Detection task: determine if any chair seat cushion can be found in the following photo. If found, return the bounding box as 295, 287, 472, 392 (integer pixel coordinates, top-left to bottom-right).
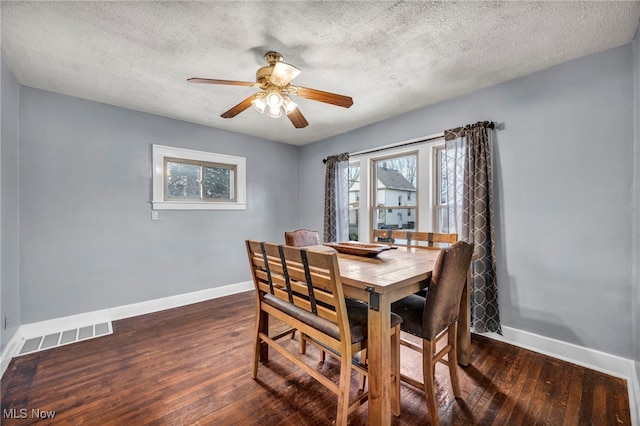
390, 293, 426, 338
344, 298, 403, 343
264, 294, 402, 344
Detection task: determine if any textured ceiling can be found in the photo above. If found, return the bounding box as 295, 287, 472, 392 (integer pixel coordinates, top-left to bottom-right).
2, 1, 639, 146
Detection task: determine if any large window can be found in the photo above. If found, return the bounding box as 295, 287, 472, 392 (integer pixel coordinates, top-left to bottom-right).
152, 145, 246, 210
347, 136, 444, 242
372, 153, 418, 233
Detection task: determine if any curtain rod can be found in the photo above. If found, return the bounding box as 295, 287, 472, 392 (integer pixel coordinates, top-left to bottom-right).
321, 121, 497, 163
322, 132, 444, 164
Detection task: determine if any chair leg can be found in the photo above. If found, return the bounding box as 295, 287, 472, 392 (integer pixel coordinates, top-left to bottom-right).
391, 325, 402, 417
335, 356, 352, 426
252, 305, 266, 379
423, 338, 440, 426
299, 332, 307, 354
448, 322, 462, 398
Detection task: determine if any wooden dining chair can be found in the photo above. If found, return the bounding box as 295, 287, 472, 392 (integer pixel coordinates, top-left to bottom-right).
284, 228, 320, 247
284, 228, 322, 354
246, 240, 403, 425
372, 229, 458, 249
390, 241, 474, 426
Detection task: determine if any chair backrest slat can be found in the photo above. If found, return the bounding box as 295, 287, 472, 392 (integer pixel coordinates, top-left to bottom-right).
300, 249, 318, 314
372, 229, 458, 249
259, 242, 275, 293
277, 245, 295, 303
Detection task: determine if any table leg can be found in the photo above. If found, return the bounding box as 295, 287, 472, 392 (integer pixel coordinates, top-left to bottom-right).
367, 294, 392, 426
457, 268, 471, 365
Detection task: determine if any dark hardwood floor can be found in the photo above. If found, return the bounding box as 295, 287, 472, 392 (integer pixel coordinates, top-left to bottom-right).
1, 291, 631, 425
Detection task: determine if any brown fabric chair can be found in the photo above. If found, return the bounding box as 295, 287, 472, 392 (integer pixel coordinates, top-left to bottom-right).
284, 229, 320, 247
373, 230, 458, 299
391, 241, 474, 426
246, 240, 403, 425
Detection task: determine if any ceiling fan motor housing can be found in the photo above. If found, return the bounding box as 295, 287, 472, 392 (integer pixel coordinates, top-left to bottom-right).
255, 66, 276, 87
264, 51, 284, 64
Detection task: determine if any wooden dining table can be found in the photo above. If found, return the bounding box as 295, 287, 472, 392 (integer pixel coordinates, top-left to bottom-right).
318, 245, 472, 426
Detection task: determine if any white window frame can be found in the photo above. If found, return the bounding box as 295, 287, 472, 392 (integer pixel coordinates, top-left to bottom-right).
152, 144, 247, 210
348, 134, 444, 242
371, 150, 420, 234
347, 159, 362, 241
433, 145, 448, 233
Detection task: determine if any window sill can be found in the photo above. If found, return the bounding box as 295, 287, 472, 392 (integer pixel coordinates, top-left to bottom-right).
152, 201, 247, 211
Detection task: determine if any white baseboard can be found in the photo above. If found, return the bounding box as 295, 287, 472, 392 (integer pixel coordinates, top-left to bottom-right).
108, 281, 253, 321
0, 281, 253, 378
1, 327, 24, 377
483, 326, 639, 425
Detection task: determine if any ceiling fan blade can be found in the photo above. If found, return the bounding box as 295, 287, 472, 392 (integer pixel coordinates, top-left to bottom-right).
221, 94, 259, 118
287, 107, 309, 129
270, 62, 301, 86
294, 86, 353, 108
187, 78, 256, 87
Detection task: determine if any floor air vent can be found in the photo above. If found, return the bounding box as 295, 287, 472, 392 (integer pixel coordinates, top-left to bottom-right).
17, 322, 112, 356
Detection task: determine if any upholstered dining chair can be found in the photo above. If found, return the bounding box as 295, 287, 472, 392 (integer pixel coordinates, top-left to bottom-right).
390, 240, 474, 426
373, 230, 458, 299
284, 228, 320, 247
246, 240, 403, 425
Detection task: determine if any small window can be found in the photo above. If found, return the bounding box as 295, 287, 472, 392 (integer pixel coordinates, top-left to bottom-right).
165, 158, 235, 201
152, 145, 246, 210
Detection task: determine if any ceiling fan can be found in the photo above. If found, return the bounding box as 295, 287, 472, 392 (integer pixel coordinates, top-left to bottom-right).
187, 51, 353, 129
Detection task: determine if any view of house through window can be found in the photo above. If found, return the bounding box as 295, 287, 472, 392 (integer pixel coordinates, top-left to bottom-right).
373, 154, 418, 242
347, 136, 444, 243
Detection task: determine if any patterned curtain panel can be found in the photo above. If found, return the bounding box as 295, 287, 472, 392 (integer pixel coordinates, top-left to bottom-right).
444, 121, 501, 334
323, 152, 350, 243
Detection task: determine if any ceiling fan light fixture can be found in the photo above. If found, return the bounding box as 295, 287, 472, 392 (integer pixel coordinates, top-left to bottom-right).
251, 93, 266, 113
266, 91, 283, 108
266, 106, 283, 118
282, 95, 297, 115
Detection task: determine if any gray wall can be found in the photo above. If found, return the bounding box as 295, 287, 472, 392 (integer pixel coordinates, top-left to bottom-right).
300, 44, 636, 359
1, 56, 21, 354
17, 87, 300, 323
